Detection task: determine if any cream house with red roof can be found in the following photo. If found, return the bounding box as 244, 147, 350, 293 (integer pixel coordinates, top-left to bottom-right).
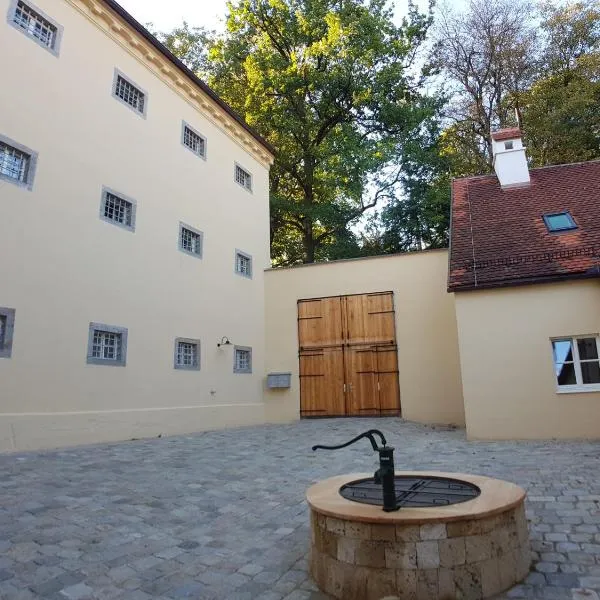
448, 128, 600, 439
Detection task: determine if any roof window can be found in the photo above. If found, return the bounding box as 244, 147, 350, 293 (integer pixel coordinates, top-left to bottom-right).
543, 212, 577, 233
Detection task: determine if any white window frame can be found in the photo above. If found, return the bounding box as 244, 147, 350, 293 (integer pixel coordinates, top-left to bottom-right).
7, 0, 64, 56
112, 69, 148, 118
181, 121, 206, 159
174, 338, 200, 371
552, 335, 600, 393
86, 323, 128, 367
234, 346, 252, 374
234, 250, 253, 279
178, 222, 203, 258
99, 186, 137, 232
234, 163, 253, 192
0, 133, 38, 191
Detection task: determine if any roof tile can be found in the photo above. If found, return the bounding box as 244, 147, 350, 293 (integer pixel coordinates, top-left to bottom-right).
448, 160, 600, 291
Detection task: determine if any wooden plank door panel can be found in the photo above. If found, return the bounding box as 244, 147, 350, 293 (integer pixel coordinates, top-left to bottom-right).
298, 297, 344, 349
345, 347, 379, 416
299, 347, 345, 417
376, 346, 401, 415
344, 292, 395, 346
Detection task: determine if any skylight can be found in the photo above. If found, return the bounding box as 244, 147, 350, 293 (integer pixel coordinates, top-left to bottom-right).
543, 212, 577, 233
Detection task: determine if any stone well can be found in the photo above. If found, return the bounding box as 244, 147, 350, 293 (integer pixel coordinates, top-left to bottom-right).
307, 471, 530, 600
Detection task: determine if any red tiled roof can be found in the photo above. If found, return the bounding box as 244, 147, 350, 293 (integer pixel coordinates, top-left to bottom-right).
491, 127, 522, 142
448, 159, 600, 292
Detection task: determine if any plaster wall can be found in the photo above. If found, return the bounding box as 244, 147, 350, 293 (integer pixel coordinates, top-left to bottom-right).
0, 0, 271, 450
455, 280, 600, 439
264, 251, 465, 427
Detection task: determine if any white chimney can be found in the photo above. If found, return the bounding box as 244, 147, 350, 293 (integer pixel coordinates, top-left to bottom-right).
491, 127, 530, 189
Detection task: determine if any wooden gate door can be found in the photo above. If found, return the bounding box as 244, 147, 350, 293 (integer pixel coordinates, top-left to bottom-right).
299, 347, 345, 417
298, 292, 400, 417
345, 346, 380, 416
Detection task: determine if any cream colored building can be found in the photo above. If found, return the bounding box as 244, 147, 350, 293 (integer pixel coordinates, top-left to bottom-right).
1, 2, 599, 452
0, 0, 273, 451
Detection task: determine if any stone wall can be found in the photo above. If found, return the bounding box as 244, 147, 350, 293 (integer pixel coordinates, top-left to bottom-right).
309, 504, 530, 600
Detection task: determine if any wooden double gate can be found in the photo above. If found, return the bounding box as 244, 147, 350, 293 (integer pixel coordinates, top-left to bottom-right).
298, 292, 400, 417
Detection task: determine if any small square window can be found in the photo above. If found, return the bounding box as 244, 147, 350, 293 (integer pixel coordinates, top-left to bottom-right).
235, 250, 253, 278
87, 323, 127, 366
179, 223, 203, 258
504, 141, 514, 150
543, 212, 577, 233
9, 0, 63, 55
174, 338, 200, 370
100, 187, 136, 232
112, 70, 147, 117
0, 133, 38, 190
0, 307, 16, 359
234, 346, 252, 374
182, 122, 206, 158
235, 164, 252, 192
552, 336, 600, 392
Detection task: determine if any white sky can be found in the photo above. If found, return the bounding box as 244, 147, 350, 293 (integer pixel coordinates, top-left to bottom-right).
117, 0, 231, 31
117, 0, 439, 33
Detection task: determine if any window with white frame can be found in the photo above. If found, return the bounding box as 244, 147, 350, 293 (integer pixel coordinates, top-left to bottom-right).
235, 164, 252, 191
235, 250, 252, 278
182, 123, 206, 158
100, 188, 136, 231
179, 223, 203, 258
10, 0, 62, 54
0, 134, 37, 189
0, 141, 29, 183
552, 336, 600, 391
113, 71, 146, 116
0, 308, 16, 359
87, 323, 127, 366
174, 338, 200, 370
234, 346, 252, 374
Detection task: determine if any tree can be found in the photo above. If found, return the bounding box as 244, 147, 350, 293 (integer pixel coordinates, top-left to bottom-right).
153, 22, 213, 78
517, 1, 600, 166
203, 0, 434, 264
431, 0, 538, 170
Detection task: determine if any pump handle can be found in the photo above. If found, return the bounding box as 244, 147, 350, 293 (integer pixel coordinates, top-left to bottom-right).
312, 429, 387, 453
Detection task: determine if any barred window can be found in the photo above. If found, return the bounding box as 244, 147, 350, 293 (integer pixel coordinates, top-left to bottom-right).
179, 224, 203, 257
0, 308, 16, 359
234, 346, 252, 374
0, 141, 29, 183
235, 251, 252, 278
87, 323, 127, 366
175, 339, 200, 370
113, 72, 146, 115
100, 188, 136, 231
92, 330, 122, 361
11, 1, 60, 51
182, 124, 206, 158
235, 164, 252, 191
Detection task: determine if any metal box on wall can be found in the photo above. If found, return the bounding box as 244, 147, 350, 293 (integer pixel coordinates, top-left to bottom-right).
267, 372, 292, 389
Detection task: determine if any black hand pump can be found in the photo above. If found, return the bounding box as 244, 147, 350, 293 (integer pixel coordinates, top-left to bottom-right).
312, 429, 399, 512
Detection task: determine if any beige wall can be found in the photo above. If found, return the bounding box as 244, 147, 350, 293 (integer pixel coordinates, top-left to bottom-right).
264, 251, 465, 427
455, 280, 600, 439
0, 0, 272, 450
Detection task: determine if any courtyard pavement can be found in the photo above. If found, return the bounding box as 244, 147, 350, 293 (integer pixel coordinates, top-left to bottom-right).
0, 418, 599, 600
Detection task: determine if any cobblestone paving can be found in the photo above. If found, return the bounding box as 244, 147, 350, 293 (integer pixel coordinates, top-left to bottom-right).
0, 418, 599, 599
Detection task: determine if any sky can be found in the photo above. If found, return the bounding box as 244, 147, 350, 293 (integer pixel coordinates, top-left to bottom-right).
117, 0, 439, 34
117, 0, 230, 32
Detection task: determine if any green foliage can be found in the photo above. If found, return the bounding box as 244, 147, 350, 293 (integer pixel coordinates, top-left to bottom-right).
205, 0, 435, 264
154, 22, 213, 77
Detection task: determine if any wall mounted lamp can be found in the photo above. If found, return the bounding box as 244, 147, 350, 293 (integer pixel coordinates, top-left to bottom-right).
217, 336, 232, 348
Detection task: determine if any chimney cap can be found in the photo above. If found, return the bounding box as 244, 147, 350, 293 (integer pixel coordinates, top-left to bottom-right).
491, 127, 522, 142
